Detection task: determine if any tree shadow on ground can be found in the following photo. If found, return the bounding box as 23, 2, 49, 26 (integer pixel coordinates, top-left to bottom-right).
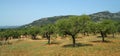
50, 41, 61, 45
62, 43, 93, 48
91, 40, 112, 43
44, 41, 61, 46
97, 36, 103, 38
32, 38, 42, 40
97, 36, 114, 38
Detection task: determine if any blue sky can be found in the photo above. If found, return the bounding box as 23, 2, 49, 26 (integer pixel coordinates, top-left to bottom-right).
0, 0, 120, 26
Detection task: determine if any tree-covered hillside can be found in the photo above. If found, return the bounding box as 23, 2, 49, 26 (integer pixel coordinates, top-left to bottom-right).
89, 11, 120, 21
23, 11, 120, 27
23, 15, 78, 27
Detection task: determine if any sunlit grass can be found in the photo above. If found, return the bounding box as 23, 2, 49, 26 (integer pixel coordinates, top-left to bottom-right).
0, 34, 120, 56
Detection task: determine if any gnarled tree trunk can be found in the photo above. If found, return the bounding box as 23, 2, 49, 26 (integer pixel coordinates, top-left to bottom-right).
72, 35, 76, 47
46, 32, 51, 45
100, 31, 105, 42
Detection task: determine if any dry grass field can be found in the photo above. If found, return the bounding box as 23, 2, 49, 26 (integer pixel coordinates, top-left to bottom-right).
0, 34, 120, 56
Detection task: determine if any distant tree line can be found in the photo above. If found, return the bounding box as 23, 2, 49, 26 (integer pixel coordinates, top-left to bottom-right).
0, 15, 120, 47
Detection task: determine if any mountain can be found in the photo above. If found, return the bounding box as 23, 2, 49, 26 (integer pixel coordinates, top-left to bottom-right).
23, 11, 120, 27
23, 15, 78, 27
0, 26, 19, 29
89, 11, 120, 21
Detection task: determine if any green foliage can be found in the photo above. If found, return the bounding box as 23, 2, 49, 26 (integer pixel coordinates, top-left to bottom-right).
116, 21, 120, 33
40, 24, 55, 35
86, 21, 98, 34
39, 24, 56, 44
96, 19, 118, 41
0, 29, 20, 41
56, 16, 80, 36
56, 15, 91, 47
97, 19, 117, 33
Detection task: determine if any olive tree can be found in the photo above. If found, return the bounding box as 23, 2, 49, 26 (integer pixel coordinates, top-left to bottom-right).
78, 15, 91, 36
40, 24, 55, 45
97, 19, 117, 42
28, 27, 40, 40
56, 15, 90, 47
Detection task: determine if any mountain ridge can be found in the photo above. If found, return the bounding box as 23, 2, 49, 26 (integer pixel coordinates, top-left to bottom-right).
0, 26, 19, 29
22, 11, 120, 27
